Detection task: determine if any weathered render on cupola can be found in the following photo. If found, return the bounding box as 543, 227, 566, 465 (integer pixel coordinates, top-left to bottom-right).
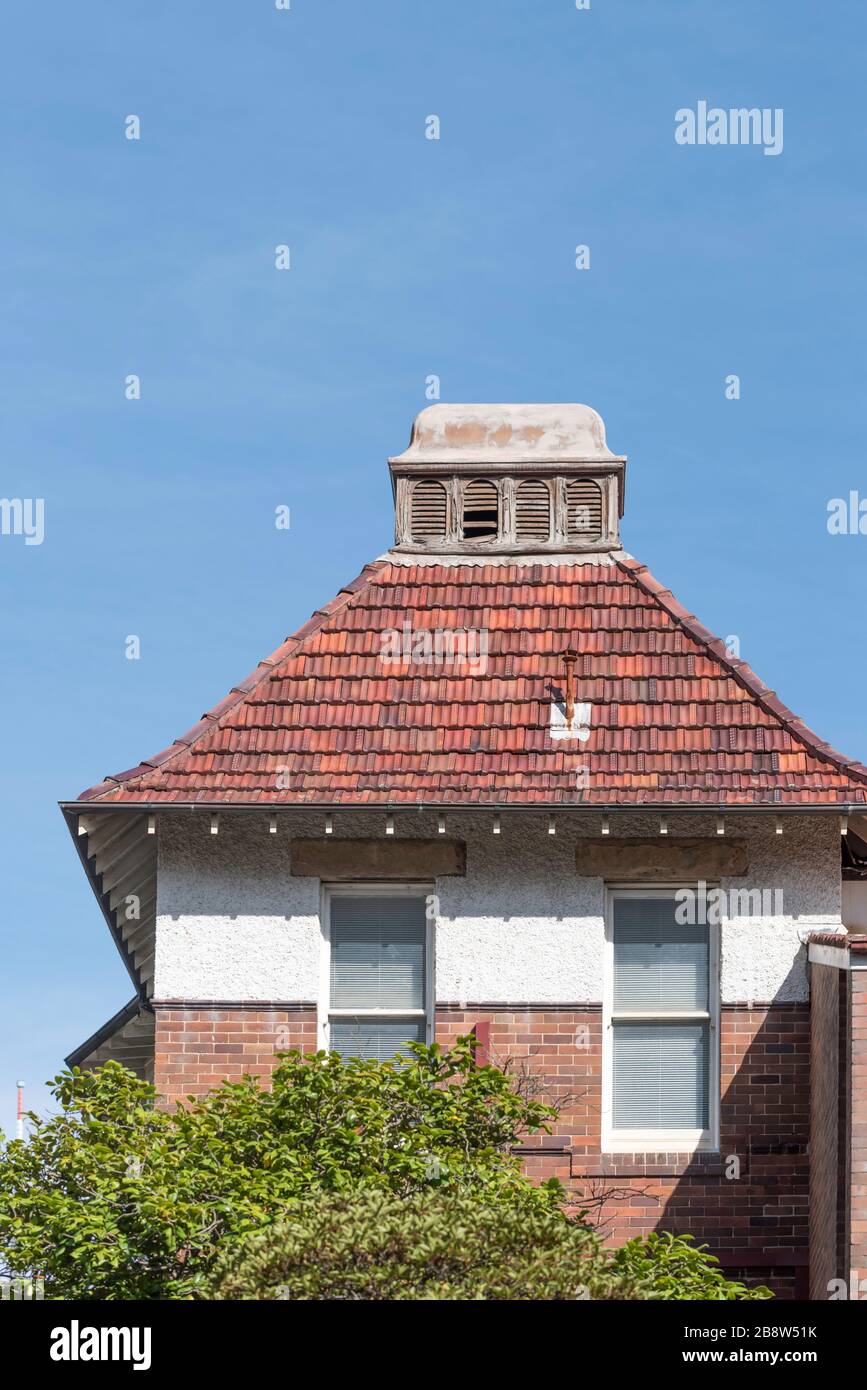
389, 403, 625, 555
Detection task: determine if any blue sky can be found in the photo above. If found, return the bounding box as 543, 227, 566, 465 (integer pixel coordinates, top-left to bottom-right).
2, 0, 866, 1136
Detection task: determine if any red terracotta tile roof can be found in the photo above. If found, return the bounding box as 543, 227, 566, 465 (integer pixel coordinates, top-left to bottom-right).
808, 932, 867, 953
74, 556, 867, 807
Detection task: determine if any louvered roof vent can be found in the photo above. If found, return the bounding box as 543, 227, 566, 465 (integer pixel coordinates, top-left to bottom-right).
410, 479, 448, 542
388, 404, 626, 556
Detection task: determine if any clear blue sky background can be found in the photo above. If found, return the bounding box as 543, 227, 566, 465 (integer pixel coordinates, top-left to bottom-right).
2, 1, 866, 1137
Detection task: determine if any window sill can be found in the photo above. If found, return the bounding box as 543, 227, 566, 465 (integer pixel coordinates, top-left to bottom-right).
602, 1136, 717, 1156
574, 1151, 724, 1179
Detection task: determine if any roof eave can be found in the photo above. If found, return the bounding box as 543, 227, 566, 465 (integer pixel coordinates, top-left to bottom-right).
65, 994, 150, 1070
60, 806, 146, 993
60, 800, 864, 815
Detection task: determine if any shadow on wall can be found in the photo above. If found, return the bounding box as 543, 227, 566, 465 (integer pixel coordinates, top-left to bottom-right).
653, 976, 811, 1300
482, 957, 813, 1301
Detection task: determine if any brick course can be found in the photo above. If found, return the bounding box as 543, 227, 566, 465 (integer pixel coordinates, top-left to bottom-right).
154, 1005, 317, 1102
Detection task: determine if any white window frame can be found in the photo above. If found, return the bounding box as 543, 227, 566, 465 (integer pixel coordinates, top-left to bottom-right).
602, 884, 720, 1154
319, 882, 435, 1054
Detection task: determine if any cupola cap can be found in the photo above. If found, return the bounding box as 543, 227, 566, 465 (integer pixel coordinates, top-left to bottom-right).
389, 403, 624, 467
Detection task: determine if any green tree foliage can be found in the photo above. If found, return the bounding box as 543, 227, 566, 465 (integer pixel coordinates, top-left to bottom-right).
0, 1043, 772, 1302
611, 1232, 772, 1300
206, 1191, 771, 1301
207, 1188, 624, 1300
0, 1040, 557, 1299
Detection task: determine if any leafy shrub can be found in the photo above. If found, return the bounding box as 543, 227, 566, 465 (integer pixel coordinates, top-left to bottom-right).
206, 1188, 626, 1300
206, 1191, 773, 1302
612, 1232, 772, 1300
0, 1040, 556, 1300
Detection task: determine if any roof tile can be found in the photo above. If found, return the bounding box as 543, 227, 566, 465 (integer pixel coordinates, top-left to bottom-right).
74, 557, 867, 806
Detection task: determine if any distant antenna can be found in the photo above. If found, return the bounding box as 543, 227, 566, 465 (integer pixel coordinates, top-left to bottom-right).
16, 1081, 24, 1141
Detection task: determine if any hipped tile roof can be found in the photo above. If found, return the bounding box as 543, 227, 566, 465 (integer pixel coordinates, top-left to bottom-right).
75, 555, 867, 806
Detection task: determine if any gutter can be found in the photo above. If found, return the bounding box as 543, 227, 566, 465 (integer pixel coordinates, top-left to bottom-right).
60, 801, 862, 817
65, 995, 152, 1069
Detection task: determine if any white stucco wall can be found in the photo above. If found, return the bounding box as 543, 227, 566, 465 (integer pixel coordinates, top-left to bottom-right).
153, 812, 842, 1005
154, 816, 321, 1001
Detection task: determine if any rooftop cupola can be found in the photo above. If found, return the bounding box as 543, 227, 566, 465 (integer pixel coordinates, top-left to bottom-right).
388, 403, 626, 555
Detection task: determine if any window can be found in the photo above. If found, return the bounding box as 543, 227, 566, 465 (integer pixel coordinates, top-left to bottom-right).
603, 888, 719, 1151
461, 478, 499, 540
321, 886, 432, 1061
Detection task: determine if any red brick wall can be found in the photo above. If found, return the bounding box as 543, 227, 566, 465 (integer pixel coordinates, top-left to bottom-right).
808, 963, 841, 1298
438, 1002, 809, 1291
838, 969, 850, 1289
850, 970, 867, 1291
154, 1005, 317, 1102
154, 998, 809, 1295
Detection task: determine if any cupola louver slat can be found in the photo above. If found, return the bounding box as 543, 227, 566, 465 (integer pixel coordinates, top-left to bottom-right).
410, 480, 448, 542
515, 479, 551, 542
566, 478, 603, 542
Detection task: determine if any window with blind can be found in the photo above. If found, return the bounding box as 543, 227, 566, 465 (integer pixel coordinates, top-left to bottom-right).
604, 890, 718, 1150
324, 890, 430, 1062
